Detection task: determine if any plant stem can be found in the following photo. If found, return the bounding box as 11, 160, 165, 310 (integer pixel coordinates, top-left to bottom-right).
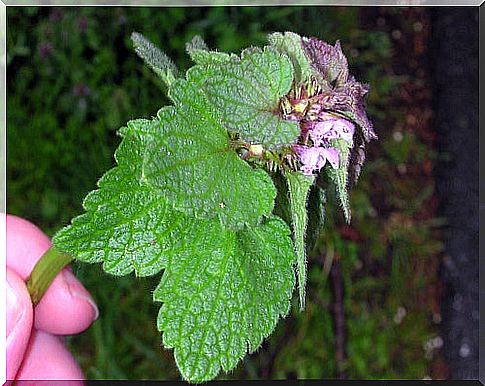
26, 246, 73, 306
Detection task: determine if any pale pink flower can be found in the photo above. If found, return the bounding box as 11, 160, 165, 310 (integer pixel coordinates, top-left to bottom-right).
310, 115, 355, 146
293, 145, 340, 176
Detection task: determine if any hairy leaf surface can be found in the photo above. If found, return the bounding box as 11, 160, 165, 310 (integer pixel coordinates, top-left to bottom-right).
53, 120, 190, 276
154, 216, 296, 382
142, 79, 276, 230
285, 171, 314, 310
327, 138, 352, 223
185, 35, 236, 65
187, 48, 299, 149
268, 31, 312, 84
131, 32, 178, 86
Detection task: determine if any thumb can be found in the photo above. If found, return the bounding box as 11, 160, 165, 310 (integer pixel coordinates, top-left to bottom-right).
6, 268, 33, 380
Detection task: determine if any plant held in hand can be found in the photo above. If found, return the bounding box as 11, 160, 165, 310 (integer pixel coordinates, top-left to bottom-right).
27, 31, 376, 382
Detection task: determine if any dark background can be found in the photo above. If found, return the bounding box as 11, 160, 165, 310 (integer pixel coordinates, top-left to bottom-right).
6, 6, 479, 380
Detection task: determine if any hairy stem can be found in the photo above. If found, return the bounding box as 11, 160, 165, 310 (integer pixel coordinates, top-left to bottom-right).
26, 246, 73, 306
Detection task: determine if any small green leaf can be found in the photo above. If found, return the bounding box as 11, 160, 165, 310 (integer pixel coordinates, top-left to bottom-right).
187, 47, 299, 149
154, 216, 296, 383
285, 170, 315, 310
186, 34, 209, 52
131, 32, 178, 86
268, 31, 312, 84
327, 138, 352, 223
142, 79, 276, 230
185, 35, 235, 65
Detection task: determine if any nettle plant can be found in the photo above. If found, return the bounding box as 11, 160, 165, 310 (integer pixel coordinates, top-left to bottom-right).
27, 31, 376, 382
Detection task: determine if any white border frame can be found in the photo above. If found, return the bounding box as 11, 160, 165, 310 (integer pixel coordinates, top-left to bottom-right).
1, 3, 482, 385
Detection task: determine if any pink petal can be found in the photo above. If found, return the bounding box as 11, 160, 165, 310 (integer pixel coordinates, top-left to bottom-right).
321, 147, 340, 169
335, 119, 355, 142
300, 147, 322, 168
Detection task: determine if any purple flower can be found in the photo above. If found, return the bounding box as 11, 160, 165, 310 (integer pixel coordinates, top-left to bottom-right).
38, 42, 54, 60
293, 145, 340, 176
307, 113, 355, 147
310, 120, 338, 145
302, 36, 376, 141
320, 147, 340, 169
277, 34, 377, 180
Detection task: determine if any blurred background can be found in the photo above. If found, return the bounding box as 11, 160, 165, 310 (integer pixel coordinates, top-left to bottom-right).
6, 6, 478, 380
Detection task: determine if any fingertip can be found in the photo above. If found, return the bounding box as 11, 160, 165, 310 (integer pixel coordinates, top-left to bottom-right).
6, 268, 34, 380
34, 269, 98, 335
6, 214, 52, 279
15, 330, 85, 382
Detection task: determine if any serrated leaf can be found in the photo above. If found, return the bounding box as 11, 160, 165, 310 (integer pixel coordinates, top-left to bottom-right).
53, 120, 189, 276
154, 216, 296, 382
285, 171, 314, 310
131, 32, 178, 86
141, 79, 276, 230
268, 31, 312, 84
327, 138, 352, 223
185, 35, 235, 65
187, 47, 299, 149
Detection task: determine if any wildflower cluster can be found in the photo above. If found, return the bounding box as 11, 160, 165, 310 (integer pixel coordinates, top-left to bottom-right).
278, 37, 376, 180
293, 113, 355, 175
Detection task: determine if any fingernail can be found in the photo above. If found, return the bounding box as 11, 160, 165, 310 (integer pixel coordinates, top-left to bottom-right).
6, 277, 23, 339
63, 270, 99, 321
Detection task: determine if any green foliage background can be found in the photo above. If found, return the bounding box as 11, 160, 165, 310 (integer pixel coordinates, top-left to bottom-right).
7, 7, 444, 380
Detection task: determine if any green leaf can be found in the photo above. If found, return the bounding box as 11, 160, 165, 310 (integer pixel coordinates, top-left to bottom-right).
142, 79, 276, 230
187, 47, 299, 149
154, 216, 296, 382
306, 184, 326, 254
268, 31, 312, 84
327, 138, 352, 223
285, 171, 315, 310
131, 32, 178, 86
185, 35, 235, 65
52, 120, 189, 276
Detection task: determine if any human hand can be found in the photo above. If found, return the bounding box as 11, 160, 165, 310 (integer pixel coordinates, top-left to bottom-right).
6, 214, 98, 381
